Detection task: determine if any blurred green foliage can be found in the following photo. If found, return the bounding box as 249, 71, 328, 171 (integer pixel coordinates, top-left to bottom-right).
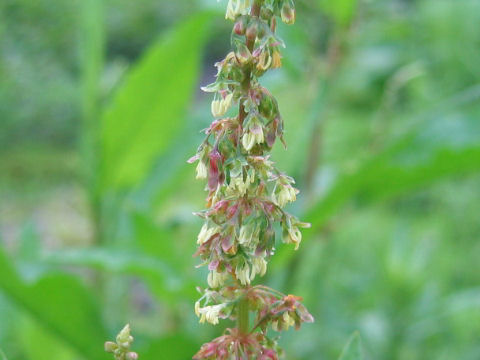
1, 0, 480, 359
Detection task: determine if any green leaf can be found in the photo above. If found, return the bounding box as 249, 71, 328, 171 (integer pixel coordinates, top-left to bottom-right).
101, 13, 213, 189
0, 248, 107, 360
18, 316, 75, 360
42, 247, 197, 302
271, 136, 480, 269
305, 144, 480, 233
338, 332, 364, 360
318, 0, 357, 26
0, 348, 7, 360
43, 247, 183, 293
142, 334, 200, 360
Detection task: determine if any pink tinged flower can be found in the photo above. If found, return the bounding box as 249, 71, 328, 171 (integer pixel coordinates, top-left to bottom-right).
187, 154, 200, 164
260, 349, 278, 360
281, 0, 296, 25
221, 235, 236, 254
208, 149, 222, 191
208, 259, 220, 271
226, 202, 239, 219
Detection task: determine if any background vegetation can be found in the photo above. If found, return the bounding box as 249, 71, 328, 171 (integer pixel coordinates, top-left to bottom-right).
1, 0, 480, 359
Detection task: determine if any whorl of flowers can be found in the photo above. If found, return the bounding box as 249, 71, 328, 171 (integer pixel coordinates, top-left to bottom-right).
189, 0, 313, 358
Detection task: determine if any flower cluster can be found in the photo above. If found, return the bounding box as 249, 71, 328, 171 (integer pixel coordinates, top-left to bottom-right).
190, 0, 313, 358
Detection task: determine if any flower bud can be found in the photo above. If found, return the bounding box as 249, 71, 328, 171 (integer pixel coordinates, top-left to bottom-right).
281, 1, 296, 25
126, 352, 139, 360
104, 342, 118, 353
233, 18, 246, 35
116, 324, 133, 346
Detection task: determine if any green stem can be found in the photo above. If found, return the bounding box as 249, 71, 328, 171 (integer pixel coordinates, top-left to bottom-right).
237, 296, 250, 334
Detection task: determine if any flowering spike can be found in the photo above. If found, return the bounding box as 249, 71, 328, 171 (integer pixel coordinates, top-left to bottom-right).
191, 0, 313, 358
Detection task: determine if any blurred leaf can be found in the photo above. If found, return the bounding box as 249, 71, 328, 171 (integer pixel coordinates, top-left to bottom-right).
318, 0, 357, 26
142, 334, 199, 360
43, 247, 197, 302
18, 316, 74, 360
43, 247, 183, 293
338, 332, 364, 360
101, 13, 213, 189
305, 143, 480, 233
133, 213, 175, 261
0, 248, 107, 360
272, 133, 480, 269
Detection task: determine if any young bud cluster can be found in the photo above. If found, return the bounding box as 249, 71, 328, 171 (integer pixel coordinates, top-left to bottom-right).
104, 324, 139, 360
190, 0, 312, 358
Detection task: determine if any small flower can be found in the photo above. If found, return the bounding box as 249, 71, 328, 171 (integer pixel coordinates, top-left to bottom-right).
272, 50, 282, 69
281, 1, 295, 25
275, 184, 298, 207
236, 263, 251, 285
211, 93, 234, 118
252, 256, 267, 278
242, 132, 256, 151
227, 171, 254, 196
257, 50, 272, 71
238, 223, 255, 245
242, 116, 265, 151
195, 161, 208, 179
225, 0, 251, 20
197, 223, 220, 244
198, 304, 226, 325
284, 226, 302, 250
282, 312, 295, 330
207, 270, 229, 288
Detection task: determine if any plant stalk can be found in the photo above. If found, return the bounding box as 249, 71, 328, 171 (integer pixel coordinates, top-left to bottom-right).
237, 296, 250, 334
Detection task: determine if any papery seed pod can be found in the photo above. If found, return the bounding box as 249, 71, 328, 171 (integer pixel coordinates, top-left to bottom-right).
281, 1, 296, 25
236, 42, 252, 64
233, 17, 247, 35
246, 20, 258, 41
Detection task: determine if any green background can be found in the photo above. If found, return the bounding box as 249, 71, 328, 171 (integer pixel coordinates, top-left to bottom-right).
1, 0, 479, 359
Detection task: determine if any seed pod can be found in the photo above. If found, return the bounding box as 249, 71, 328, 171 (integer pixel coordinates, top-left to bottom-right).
281, 1, 295, 25
236, 42, 252, 64
246, 21, 258, 42
233, 17, 246, 35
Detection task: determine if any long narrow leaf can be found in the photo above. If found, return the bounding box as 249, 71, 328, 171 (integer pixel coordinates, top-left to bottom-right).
0, 249, 107, 360
101, 13, 213, 189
